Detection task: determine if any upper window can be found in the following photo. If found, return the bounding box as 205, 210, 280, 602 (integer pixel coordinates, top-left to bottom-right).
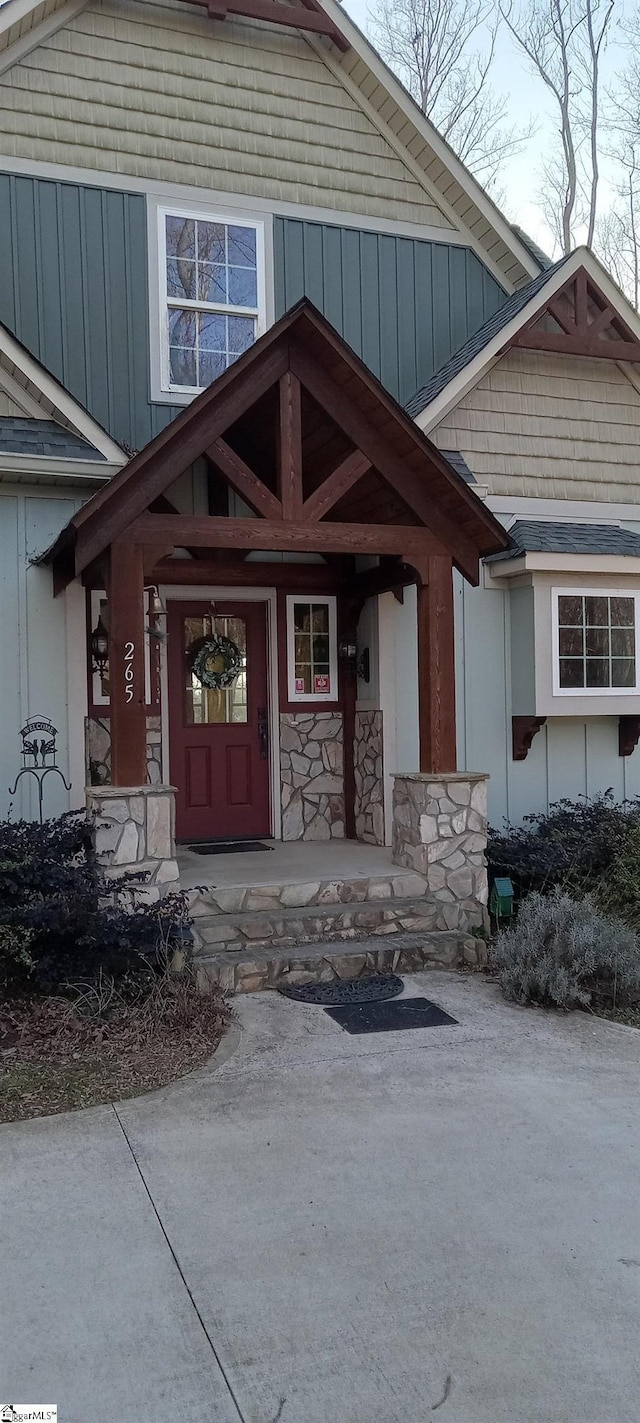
159, 208, 264, 394
554, 590, 640, 694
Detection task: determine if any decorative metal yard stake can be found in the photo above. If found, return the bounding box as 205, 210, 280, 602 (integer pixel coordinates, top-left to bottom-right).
8, 717, 71, 823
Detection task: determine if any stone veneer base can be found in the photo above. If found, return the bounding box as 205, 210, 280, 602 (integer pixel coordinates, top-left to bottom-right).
197, 930, 482, 995
392, 772, 489, 933
86, 784, 179, 903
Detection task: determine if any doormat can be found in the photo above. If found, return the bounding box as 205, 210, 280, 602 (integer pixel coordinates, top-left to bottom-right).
187, 840, 273, 855
277, 972, 404, 1004
324, 997, 459, 1034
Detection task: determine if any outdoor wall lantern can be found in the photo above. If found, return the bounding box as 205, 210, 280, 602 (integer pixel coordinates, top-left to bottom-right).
339, 639, 357, 662
89, 613, 109, 677
489, 877, 515, 921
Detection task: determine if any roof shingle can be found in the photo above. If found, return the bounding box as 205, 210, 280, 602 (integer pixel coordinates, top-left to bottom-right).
0, 417, 106, 461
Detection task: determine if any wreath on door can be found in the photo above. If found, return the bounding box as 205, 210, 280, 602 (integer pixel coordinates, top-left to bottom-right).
188, 634, 243, 690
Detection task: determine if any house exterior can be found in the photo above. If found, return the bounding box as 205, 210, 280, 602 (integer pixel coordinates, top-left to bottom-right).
2, 0, 640, 908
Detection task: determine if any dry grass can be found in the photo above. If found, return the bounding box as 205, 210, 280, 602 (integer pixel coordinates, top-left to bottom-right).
0, 978, 231, 1123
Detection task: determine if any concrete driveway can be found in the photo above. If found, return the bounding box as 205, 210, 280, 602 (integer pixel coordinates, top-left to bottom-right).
3, 973, 640, 1423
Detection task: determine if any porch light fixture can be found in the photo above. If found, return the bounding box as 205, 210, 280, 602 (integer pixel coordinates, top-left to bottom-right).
89, 613, 109, 677
339, 639, 357, 662
145, 585, 168, 641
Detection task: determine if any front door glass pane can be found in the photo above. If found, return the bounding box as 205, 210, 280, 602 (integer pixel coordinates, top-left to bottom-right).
184, 614, 248, 724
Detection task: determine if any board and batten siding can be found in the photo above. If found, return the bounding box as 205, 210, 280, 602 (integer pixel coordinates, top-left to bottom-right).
0, 173, 508, 448
432, 349, 640, 502
0, 0, 454, 230
454, 568, 640, 828
274, 219, 506, 405
0, 491, 83, 821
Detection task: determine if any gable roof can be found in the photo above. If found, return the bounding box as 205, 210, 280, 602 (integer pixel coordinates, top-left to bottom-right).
489, 520, 640, 562
0, 0, 539, 292
44, 298, 510, 583
0, 416, 107, 460
408, 246, 640, 431
0, 318, 126, 465
405, 258, 569, 418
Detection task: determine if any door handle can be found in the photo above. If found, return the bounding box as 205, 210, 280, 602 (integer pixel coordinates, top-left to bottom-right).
257, 706, 269, 761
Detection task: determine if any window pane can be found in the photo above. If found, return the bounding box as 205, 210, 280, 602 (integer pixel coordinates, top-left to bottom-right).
228, 225, 257, 267
611, 597, 635, 627
199, 263, 227, 303
196, 220, 225, 265
167, 257, 196, 299
585, 596, 608, 626
312, 604, 329, 633
612, 658, 635, 687
169, 309, 196, 346
586, 627, 609, 657
586, 658, 609, 687
169, 345, 197, 386
313, 634, 330, 662
199, 350, 227, 387
559, 628, 583, 657
228, 315, 256, 354
294, 665, 311, 693
558, 595, 582, 626
295, 634, 310, 661
228, 266, 258, 307
166, 215, 195, 260
559, 659, 585, 688
294, 604, 311, 633
199, 312, 227, 351
612, 626, 635, 657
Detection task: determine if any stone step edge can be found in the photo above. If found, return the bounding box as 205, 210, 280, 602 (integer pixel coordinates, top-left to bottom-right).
190, 896, 471, 950
196, 931, 481, 995
187, 870, 430, 917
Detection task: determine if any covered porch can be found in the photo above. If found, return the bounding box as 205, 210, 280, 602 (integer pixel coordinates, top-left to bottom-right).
46, 300, 507, 962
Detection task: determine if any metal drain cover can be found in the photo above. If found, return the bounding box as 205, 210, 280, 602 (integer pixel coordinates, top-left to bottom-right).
277, 971, 404, 1004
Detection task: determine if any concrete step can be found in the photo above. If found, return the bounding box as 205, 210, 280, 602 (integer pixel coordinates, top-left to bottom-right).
189, 893, 471, 957
187, 868, 431, 918
197, 930, 481, 995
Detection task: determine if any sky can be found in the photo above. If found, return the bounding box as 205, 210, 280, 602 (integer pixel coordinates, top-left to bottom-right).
341, 0, 625, 257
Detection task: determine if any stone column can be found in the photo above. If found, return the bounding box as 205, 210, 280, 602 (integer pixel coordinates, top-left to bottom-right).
86, 784, 179, 903
392, 772, 489, 931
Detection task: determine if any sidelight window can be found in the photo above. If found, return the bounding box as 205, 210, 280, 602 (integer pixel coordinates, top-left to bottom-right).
286, 596, 338, 702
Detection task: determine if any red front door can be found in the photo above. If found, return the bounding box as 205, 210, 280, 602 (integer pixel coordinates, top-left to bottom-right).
167, 600, 271, 842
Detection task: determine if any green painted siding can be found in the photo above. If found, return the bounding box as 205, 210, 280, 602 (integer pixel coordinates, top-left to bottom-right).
0, 173, 508, 449
0, 172, 175, 451
274, 217, 507, 405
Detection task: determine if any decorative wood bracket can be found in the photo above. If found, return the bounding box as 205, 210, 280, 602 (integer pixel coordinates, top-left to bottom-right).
618, 716, 640, 757
512, 267, 640, 364
512, 715, 546, 761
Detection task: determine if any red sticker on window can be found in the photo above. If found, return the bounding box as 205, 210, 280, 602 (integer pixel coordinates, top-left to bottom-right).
295, 677, 305, 694
314, 674, 330, 693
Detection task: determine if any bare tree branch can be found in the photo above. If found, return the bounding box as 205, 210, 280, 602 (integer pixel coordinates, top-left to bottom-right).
500, 0, 614, 253
368, 0, 532, 188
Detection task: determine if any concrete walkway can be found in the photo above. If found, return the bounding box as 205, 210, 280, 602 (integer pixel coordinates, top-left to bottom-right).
3, 973, 640, 1423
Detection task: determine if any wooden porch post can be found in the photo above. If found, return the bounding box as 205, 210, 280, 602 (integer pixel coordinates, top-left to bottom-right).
108, 542, 147, 786
415, 554, 457, 775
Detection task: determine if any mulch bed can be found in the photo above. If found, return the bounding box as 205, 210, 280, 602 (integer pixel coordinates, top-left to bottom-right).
0, 984, 231, 1124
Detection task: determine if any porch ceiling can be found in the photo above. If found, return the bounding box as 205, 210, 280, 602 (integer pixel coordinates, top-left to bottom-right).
43, 299, 510, 589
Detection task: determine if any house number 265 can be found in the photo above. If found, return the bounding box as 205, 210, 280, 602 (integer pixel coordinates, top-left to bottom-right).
124, 641, 135, 703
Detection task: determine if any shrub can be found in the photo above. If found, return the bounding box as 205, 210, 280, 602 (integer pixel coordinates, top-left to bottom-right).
0, 812, 193, 997
491, 888, 640, 1010
488, 792, 640, 899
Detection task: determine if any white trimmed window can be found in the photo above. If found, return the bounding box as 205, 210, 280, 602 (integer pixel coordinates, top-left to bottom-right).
553, 589, 640, 694
286, 596, 338, 702
158, 207, 264, 394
